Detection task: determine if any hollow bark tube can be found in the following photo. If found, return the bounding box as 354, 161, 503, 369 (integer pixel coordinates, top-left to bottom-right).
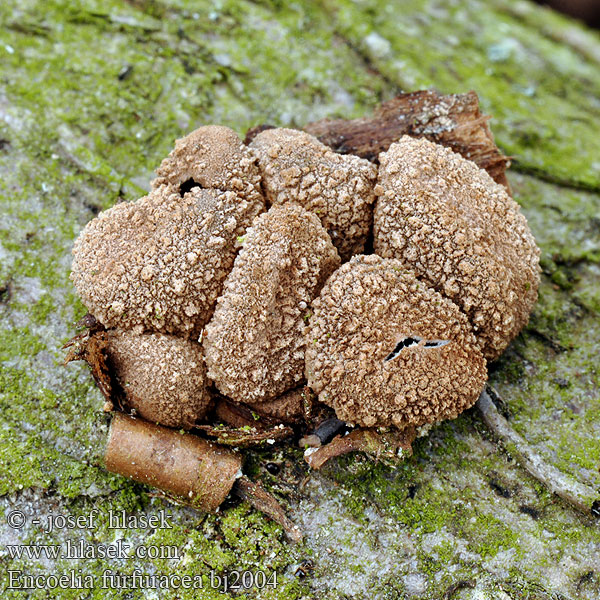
105, 413, 242, 512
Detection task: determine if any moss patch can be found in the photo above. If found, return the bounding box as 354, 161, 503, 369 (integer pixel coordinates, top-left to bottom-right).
1, 0, 600, 598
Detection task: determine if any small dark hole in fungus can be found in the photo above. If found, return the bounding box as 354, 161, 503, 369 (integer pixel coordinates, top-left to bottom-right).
179, 178, 203, 196
385, 337, 420, 361
591, 500, 600, 517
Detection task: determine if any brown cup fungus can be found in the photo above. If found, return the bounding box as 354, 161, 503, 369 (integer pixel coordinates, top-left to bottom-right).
152, 125, 264, 208
68, 97, 541, 518
106, 330, 211, 429
305, 255, 488, 429
203, 203, 340, 404
250, 128, 377, 261
373, 136, 540, 361
71, 185, 264, 337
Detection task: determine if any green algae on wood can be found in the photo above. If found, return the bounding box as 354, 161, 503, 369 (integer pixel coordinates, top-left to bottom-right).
1, 0, 600, 598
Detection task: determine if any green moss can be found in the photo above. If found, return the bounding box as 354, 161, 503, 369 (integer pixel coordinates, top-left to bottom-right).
322, 0, 600, 190
1, 0, 600, 597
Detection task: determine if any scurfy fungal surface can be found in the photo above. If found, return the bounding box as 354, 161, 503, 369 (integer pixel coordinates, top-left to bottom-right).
250, 128, 377, 261
106, 330, 211, 429
374, 136, 540, 361
204, 203, 340, 404
306, 255, 488, 428
151, 125, 264, 209
71, 185, 264, 336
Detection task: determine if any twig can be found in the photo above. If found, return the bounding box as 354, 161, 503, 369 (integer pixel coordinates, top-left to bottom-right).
477, 387, 600, 518
232, 476, 303, 543
303, 427, 415, 470
299, 417, 349, 448
195, 423, 293, 448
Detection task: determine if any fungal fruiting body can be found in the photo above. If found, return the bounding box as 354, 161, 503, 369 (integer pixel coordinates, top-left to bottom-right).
203, 203, 340, 404
250, 128, 377, 261
152, 125, 264, 208
71, 185, 264, 337
305, 255, 488, 428
68, 106, 540, 491
106, 330, 211, 429
374, 136, 540, 360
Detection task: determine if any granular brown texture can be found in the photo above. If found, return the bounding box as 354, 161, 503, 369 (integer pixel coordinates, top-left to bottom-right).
373, 136, 540, 360
152, 125, 264, 208
249, 128, 377, 261
203, 203, 340, 404
106, 330, 212, 429
246, 387, 308, 424
305, 255, 487, 428
71, 185, 264, 336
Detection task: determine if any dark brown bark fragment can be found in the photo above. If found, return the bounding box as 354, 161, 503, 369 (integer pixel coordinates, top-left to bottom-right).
303, 90, 511, 192
63, 319, 114, 405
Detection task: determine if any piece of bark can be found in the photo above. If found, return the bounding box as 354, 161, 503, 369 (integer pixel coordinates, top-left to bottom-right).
304, 427, 416, 470
64, 324, 114, 406
105, 413, 242, 512
302, 90, 511, 192
195, 423, 294, 448
213, 396, 275, 429
244, 124, 275, 146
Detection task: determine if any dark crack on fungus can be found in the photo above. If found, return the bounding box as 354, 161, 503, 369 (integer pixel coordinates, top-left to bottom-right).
385, 336, 449, 361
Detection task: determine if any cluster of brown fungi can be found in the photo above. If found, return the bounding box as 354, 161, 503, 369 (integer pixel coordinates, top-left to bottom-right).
65, 91, 541, 540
